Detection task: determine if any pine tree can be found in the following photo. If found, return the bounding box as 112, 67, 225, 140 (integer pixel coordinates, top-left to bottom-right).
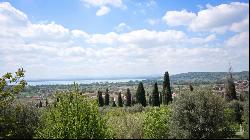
118, 92, 123, 107
163, 71, 172, 105
125, 88, 132, 106
104, 88, 109, 106
136, 82, 147, 107
97, 91, 104, 107
225, 69, 237, 101
152, 82, 160, 106
189, 84, 194, 91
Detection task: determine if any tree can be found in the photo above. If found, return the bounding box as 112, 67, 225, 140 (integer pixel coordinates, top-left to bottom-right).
159, 92, 162, 104
0, 68, 28, 138
97, 91, 104, 107
148, 95, 152, 106
125, 88, 131, 106
170, 90, 236, 139
189, 84, 193, 91
162, 71, 172, 105
39, 100, 43, 108
46, 98, 48, 106
35, 91, 112, 139
135, 82, 146, 107
152, 82, 160, 106
104, 88, 110, 106
112, 100, 117, 107
118, 92, 123, 107
225, 69, 237, 101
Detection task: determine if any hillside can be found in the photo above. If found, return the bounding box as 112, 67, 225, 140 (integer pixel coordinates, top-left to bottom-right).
169, 71, 249, 84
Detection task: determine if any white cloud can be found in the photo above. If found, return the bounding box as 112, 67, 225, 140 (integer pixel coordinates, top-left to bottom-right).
81, 0, 126, 16
96, 6, 110, 16
162, 10, 196, 26
114, 22, 131, 32
162, 2, 249, 33
0, 2, 248, 79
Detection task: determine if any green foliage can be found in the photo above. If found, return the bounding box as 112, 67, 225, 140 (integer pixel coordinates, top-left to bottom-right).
104, 108, 144, 139
0, 68, 27, 107
104, 88, 109, 106
97, 90, 104, 107
118, 92, 123, 107
125, 88, 131, 106
242, 100, 249, 139
152, 82, 160, 106
163, 71, 172, 105
112, 100, 117, 107
143, 106, 171, 139
35, 92, 111, 139
225, 73, 237, 101
189, 84, 194, 91
170, 90, 236, 139
226, 100, 244, 124
0, 102, 40, 139
135, 82, 146, 107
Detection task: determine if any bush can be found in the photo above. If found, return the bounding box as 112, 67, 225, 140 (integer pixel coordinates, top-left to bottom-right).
0, 102, 40, 138
104, 107, 144, 139
170, 90, 236, 139
143, 106, 171, 139
35, 92, 112, 139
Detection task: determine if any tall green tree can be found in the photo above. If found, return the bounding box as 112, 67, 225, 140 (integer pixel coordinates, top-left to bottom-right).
152, 82, 160, 106
225, 70, 237, 101
189, 84, 194, 91
162, 71, 172, 105
118, 92, 123, 107
159, 92, 162, 104
97, 91, 104, 107
125, 88, 131, 106
104, 88, 110, 106
135, 82, 146, 107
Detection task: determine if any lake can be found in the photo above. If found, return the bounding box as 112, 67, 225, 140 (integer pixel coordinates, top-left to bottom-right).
27, 78, 145, 86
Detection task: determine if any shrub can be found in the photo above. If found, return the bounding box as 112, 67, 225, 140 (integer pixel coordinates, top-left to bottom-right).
35, 92, 112, 139
143, 106, 171, 139
170, 90, 236, 139
104, 108, 144, 139
0, 102, 40, 139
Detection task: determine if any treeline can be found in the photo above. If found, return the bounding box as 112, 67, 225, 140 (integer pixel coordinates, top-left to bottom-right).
97, 72, 173, 107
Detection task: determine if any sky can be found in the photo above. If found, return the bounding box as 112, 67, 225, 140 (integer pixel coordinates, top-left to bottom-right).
0, 0, 249, 80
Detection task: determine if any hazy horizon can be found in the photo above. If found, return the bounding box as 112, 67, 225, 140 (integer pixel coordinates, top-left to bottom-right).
0, 0, 249, 80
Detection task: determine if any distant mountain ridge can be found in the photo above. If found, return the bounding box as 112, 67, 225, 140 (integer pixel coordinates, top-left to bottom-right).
169, 71, 249, 84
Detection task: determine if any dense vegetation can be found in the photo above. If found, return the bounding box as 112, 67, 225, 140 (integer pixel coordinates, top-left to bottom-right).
0, 69, 249, 139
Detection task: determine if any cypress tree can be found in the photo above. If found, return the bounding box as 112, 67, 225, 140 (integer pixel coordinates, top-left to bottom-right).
152, 82, 160, 106
163, 71, 172, 105
97, 91, 104, 107
149, 95, 152, 106
118, 92, 123, 107
104, 88, 110, 106
125, 88, 132, 106
159, 92, 162, 104
225, 71, 237, 101
136, 82, 147, 107
39, 100, 42, 108
46, 98, 48, 106
112, 100, 117, 107
189, 84, 194, 91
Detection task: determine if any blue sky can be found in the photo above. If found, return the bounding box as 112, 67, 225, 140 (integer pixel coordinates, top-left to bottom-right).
0, 0, 249, 79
